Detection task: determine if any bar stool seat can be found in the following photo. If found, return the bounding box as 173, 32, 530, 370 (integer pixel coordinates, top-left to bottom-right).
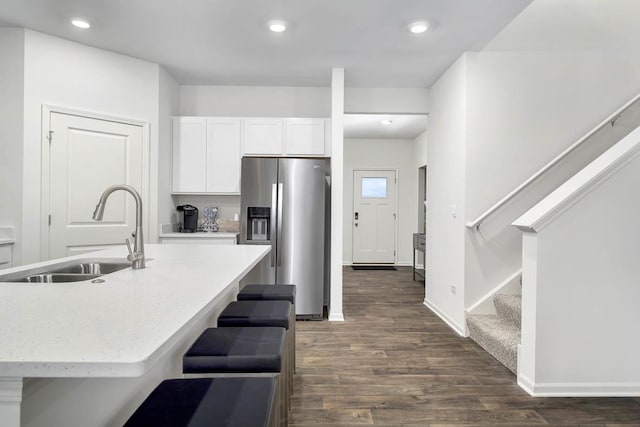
183, 326, 289, 426
124, 377, 277, 427
217, 300, 294, 417
238, 284, 296, 305
237, 285, 297, 374
218, 300, 292, 329
183, 326, 284, 373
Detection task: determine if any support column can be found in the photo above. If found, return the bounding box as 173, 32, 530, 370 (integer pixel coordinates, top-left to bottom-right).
329, 68, 345, 321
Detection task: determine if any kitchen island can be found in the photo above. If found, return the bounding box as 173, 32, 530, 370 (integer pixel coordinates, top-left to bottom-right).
0, 243, 270, 427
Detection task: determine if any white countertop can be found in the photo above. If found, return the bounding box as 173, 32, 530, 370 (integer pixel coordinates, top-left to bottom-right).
0, 244, 269, 378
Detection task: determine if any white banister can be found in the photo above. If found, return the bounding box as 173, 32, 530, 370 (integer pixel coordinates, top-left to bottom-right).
466, 91, 640, 232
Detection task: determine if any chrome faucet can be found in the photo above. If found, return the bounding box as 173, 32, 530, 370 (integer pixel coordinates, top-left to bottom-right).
92, 185, 145, 269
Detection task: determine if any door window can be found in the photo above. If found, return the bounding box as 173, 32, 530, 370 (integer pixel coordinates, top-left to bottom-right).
361, 177, 387, 198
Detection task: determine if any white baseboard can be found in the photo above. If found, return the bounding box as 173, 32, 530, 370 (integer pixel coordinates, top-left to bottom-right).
423, 299, 467, 337
517, 374, 640, 396
328, 311, 344, 322
466, 268, 522, 315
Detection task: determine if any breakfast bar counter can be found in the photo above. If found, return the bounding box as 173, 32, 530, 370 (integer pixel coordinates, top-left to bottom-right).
0, 244, 270, 427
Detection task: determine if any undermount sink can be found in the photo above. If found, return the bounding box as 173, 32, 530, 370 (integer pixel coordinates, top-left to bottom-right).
18, 273, 103, 283
0, 260, 131, 283
48, 262, 130, 275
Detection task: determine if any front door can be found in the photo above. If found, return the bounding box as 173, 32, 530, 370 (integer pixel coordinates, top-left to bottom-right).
47, 112, 144, 259
352, 169, 397, 264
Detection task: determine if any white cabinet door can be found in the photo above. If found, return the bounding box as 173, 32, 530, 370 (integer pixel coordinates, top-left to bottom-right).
285, 118, 325, 155
242, 118, 284, 155
172, 118, 207, 192
206, 118, 241, 193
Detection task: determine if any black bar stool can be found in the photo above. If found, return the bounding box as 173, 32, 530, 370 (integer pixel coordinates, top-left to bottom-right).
237, 284, 297, 373
124, 377, 278, 427
217, 300, 294, 411
183, 326, 288, 426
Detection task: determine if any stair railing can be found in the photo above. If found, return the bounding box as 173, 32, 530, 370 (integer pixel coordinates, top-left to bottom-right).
466, 92, 640, 233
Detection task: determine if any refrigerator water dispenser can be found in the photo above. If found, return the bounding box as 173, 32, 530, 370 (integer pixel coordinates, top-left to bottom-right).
246, 207, 271, 241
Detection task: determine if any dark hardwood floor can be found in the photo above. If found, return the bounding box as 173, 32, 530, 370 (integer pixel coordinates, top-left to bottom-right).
290, 267, 640, 426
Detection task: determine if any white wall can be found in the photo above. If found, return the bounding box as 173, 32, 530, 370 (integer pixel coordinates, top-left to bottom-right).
343, 139, 418, 265
345, 88, 429, 114
463, 50, 640, 309
0, 28, 25, 264
414, 130, 427, 169
157, 68, 180, 229
21, 30, 162, 264
425, 56, 468, 335
179, 85, 331, 117
515, 126, 640, 395
426, 49, 640, 335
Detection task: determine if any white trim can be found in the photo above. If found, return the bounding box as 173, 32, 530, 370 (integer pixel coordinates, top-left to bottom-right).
40, 105, 151, 260
517, 374, 640, 397
0, 377, 23, 427
351, 168, 399, 264
513, 125, 640, 232
517, 372, 536, 395
423, 299, 467, 337
328, 312, 345, 321
466, 268, 522, 315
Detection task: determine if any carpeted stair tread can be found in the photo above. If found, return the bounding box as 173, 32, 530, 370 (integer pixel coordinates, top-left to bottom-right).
467, 314, 520, 374
493, 294, 522, 328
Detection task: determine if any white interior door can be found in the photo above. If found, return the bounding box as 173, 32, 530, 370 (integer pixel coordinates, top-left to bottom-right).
48, 112, 144, 259
352, 169, 397, 264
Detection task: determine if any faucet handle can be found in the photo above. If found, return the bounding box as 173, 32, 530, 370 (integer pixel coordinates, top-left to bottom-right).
125, 237, 144, 262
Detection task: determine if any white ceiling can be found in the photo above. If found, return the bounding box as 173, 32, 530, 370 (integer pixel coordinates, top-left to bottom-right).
344, 114, 427, 139
0, 0, 531, 87
485, 0, 640, 51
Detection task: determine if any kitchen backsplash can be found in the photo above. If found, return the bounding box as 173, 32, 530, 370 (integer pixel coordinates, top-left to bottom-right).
171, 195, 240, 225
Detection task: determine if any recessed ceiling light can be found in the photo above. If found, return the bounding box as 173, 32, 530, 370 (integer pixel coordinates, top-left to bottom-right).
381, 120, 393, 125
409, 21, 428, 34
269, 21, 287, 33
71, 18, 91, 29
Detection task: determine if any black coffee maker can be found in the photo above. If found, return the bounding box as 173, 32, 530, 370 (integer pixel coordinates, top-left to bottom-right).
177, 205, 199, 232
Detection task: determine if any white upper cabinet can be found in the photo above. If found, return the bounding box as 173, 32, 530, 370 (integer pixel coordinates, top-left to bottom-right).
172, 117, 241, 194
172, 116, 330, 193
242, 118, 284, 155
206, 118, 241, 193
242, 118, 330, 157
172, 117, 207, 193
284, 118, 326, 155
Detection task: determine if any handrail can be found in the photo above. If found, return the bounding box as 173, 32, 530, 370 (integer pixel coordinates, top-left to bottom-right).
466, 91, 640, 231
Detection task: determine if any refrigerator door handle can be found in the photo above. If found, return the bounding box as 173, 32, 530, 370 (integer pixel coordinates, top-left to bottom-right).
271, 183, 278, 267
277, 182, 284, 267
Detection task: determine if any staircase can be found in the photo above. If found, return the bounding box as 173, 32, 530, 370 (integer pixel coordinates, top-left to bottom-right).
467, 294, 521, 374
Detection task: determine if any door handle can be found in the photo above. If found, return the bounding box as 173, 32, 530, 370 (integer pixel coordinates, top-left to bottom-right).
276, 183, 283, 267
271, 183, 277, 267
354, 212, 359, 220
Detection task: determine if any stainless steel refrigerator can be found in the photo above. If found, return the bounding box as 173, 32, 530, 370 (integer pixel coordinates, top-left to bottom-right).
240, 157, 327, 319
